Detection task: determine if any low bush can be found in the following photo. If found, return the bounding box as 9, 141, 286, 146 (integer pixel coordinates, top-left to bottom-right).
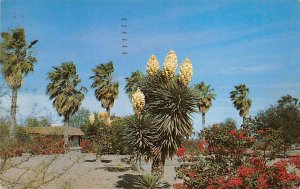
175, 124, 300, 189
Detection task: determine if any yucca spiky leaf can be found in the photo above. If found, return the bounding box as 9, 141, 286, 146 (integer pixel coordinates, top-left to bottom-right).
139, 72, 198, 158
133, 174, 165, 189
126, 115, 157, 159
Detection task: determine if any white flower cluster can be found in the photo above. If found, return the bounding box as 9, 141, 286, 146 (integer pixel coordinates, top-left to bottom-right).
162, 50, 178, 81
178, 58, 193, 86
131, 89, 145, 116
89, 113, 95, 125
146, 55, 159, 76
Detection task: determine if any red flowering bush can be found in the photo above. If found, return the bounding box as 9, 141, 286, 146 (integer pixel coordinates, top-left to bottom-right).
28, 136, 64, 155
175, 124, 300, 189
81, 139, 95, 153
0, 138, 24, 158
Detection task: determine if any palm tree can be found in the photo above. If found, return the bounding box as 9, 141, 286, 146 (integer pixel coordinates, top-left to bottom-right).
124, 70, 145, 98
0, 28, 38, 138
194, 82, 216, 130
90, 61, 119, 115
46, 62, 87, 148
230, 84, 252, 125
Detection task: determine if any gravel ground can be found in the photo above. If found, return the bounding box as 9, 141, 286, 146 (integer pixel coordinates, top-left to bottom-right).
0, 152, 179, 189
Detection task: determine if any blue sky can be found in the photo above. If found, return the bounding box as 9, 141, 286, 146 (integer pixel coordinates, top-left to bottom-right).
1, 0, 300, 130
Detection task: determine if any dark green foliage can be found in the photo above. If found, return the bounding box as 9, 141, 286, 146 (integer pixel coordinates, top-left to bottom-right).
0, 28, 38, 138
139, 73, 198, 159
90, 61, 119, 114
46, 62, 87, 123
25, 117, 51, 127
126, 115, 156, 158
110, 116, 130, 154
194, 81, 216, 113
0, 28, 38, 86
83, 115, 130, 155
230, 84, 252, 124
69, 107, 90, 128
253, 95, 300, 144
124, 70, 145, 98
133, 174, 167, 189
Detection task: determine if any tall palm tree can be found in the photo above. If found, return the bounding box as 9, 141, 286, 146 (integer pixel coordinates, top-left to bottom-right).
194, 82, 216, 130
46, 62, 87, 148
0, 28, 38, 138
90, 61, 119, 115
230, 84, 252, 125
125, 70, 145, 98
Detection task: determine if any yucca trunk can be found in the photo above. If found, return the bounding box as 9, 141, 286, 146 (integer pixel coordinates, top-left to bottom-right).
151, 156, 165, 175
202, 112, 206, 130
64, 116, 69, 152
9, 88, 18, 138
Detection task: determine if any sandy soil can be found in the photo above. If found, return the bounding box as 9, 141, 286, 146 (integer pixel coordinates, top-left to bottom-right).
0, 152, 179, 189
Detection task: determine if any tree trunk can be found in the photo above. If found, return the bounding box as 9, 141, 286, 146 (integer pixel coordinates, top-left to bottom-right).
242, 116, 246, 126
202, 112, 206, 130
106, 107, 110, 115
64, 116, 69, 153
151, 156, 165, 175
9, 88, 18, 138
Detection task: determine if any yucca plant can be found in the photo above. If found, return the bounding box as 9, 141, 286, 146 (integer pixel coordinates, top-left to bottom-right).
133, 174, 166, 189
230, 84, 252, 125
127, 50, 198, 174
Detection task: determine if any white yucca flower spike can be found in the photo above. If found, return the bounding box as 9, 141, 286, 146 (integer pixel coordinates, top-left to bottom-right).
178, 58, 193, 86
98, 111, 111, 126
162, 50, 178, 81
146, 54, 160, 76
131, 89, 145, 116
89, 113, 95, 125
98, 111, 109, 120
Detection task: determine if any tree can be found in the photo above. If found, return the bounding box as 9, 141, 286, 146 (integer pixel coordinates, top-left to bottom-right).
253, 95, 300, 145
25, 117, 51, 127
0, 28, 38, 138
46, 62, 87, 148
125, 70, 145, 98
230, 84, 252, 125
194, 82, 216, 130
69, 107, 90, 128
128, 50, 198, 174
278, 94, 299, 108
90, 61, 119, 115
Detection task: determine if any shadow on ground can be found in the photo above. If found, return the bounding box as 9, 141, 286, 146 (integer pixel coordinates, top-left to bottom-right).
95, 166, 132, 172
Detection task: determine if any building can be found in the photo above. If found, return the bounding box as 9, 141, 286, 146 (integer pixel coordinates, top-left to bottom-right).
25, 126, 84, 147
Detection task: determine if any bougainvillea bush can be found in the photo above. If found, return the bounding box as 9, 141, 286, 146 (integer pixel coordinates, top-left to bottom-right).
175, 123, 300, 189
28, 136, 64, 155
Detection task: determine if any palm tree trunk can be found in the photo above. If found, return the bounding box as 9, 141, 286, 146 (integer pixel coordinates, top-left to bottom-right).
64, 116, 69, 152
9, 88, 18, 138
151, 156, 165, 175
202, 113, 206, 130
242, 116, 246, 126
106, 107, 110, 115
